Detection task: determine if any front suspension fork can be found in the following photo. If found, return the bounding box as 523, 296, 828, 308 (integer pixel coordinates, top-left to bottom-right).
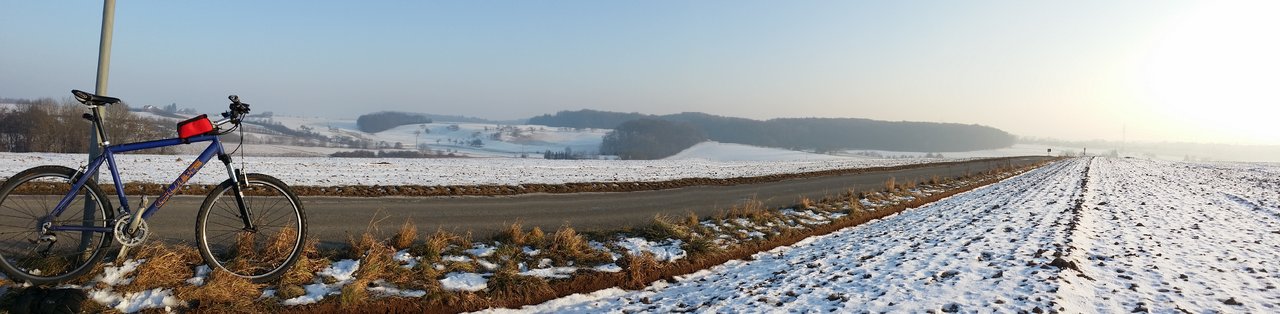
221, 154, 256, 232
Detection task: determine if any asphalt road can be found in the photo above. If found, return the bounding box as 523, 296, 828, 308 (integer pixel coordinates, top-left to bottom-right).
131, 157, 1049, 247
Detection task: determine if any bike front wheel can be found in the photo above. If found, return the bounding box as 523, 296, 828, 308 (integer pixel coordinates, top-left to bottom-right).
196, 173, 306, 283
0, 166, 113, 285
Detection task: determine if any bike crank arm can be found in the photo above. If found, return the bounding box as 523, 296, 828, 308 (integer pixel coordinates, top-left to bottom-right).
115, 196, 152, 262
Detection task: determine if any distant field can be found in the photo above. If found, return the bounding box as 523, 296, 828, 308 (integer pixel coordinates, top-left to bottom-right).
0, 152, 987, 187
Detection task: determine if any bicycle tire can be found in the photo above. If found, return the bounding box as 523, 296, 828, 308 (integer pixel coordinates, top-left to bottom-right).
0, 166, 113, 285
195, 173, 306, 283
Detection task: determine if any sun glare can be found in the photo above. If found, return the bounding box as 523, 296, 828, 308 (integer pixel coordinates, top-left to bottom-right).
1141, 1, 1280, 144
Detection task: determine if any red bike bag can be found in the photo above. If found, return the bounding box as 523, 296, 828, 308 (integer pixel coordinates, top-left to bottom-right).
177, 114, 214, 139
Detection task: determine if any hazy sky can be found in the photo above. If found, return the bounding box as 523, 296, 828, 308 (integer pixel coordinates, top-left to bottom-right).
2, 1, 1277, 145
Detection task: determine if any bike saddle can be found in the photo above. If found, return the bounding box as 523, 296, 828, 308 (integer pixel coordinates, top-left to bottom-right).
71, 90, 121, 105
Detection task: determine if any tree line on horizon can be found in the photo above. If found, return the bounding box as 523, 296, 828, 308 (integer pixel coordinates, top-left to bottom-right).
0, 98, 173, 154
533, 109, 1016, 159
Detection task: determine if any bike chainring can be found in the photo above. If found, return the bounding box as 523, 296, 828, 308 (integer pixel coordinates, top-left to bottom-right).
113, 218, 149, 247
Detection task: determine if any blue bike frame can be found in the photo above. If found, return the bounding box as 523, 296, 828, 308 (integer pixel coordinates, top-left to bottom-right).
46, 134, 239, 233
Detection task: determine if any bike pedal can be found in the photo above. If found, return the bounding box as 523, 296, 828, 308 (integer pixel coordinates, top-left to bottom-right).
137, 195, 149, 212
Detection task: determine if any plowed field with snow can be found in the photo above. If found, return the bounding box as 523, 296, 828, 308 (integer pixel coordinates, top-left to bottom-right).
508, 158, 1280, 313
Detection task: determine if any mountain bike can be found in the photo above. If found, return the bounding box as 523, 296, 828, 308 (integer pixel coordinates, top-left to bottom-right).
0, 90, 306, 284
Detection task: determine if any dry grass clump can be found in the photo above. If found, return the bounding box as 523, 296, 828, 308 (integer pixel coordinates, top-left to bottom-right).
415, 229, 466, 263
885, 177, 897, 192
487, 265, 554, 305
681, 235, 718, 256
118, 243, 202, 294
720, 200, 777, 225
176, 270, 265, 311
498, 222, 528, 247
800, 197, 814, 209
903, 179, 918, 191
340, 229, 420, 308
279, 238, 328, 294
390, 219, 418, 250
339, 278, 370, 308
632, 214, 690, 241
362, 231, 416, 284
616, 252, 660, 289
526, 227, 546, 248
545, 226, 611, 266
683, 212, 700, 229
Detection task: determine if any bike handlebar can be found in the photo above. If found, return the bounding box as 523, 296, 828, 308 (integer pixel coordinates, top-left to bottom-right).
221, 94, 250, 124
220, 95, 251, 126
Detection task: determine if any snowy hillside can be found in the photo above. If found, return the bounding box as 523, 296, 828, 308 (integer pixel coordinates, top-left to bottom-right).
665, 142, 853, 162
261, 115, 608, 158
511, 157, 1280, 312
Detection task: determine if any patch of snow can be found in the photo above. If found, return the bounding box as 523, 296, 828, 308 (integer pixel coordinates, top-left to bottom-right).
93, 288, 183, 313
317, 259, 360, 283
282, 282, 336, 306
615, 238, 687, 262
281, 259, 361, 306
521, 267, 579, 279
477, 259, 498, 271
186, 265, 211, 286
96, 259, 143, 286
466, 244, 496, 257
440, 272, 488, 292
522, 246, 541, 256
442, 255, 472, 263
369, 280, 428, 298
394, 250, 419, 269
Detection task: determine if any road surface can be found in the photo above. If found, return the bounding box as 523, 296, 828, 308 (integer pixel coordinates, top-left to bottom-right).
134, 157, 1048, 247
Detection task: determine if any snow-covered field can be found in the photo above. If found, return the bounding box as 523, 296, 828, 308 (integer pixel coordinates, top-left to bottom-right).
1060, 158, 1280, 312
665, 141, 853, 162
506, 158, 1280, 313
256, 115, 609, 158
0, 152, 982, 187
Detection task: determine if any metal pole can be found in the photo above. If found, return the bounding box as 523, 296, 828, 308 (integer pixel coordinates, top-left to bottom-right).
93, 0, 115, 125
85, 0, 115, 258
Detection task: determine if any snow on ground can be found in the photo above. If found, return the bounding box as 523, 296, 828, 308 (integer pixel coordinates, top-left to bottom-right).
510, 157, 1280, 312
513, 158, 1087, 313
665, 141, 851, 162
0, 152, 984, 186
281, 259, 361, 306
440, 272, 488, 292
83, 259, 185, 313
1059, 158, 1280, 312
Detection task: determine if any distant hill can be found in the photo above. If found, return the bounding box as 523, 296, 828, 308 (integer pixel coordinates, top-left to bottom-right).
531, 110, 1015, 154
357, 111, 525, 133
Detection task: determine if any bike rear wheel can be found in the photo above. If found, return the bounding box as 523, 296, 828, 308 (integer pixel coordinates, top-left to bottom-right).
0, 166, 113, 285
196, 173, 306, 283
